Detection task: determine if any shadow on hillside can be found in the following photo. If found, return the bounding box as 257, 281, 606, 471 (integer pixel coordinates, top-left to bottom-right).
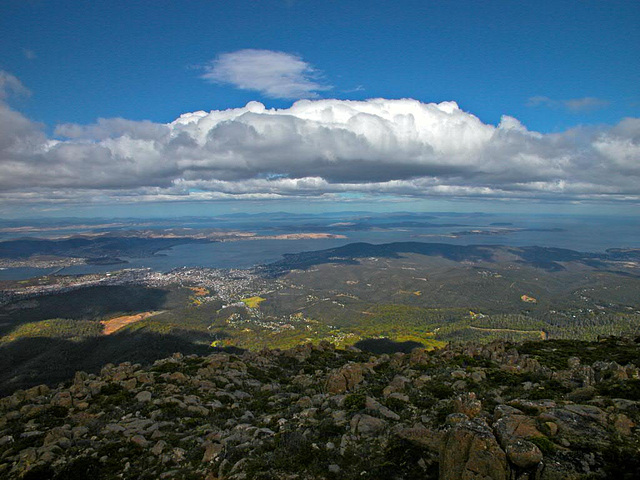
354, 337, 424, 354
0, 331, 211, 396
0, 285, 171, 337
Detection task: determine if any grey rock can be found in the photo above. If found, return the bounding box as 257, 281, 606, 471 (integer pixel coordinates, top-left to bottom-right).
135, 391, 152, 403
350, 414, 387, 436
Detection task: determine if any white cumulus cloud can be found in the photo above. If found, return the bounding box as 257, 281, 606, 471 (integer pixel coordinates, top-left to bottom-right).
201, 49, 331, 99
0, 71, 638, 208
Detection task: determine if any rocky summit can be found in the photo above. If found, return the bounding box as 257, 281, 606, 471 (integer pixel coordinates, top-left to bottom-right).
0, 337, 639, 480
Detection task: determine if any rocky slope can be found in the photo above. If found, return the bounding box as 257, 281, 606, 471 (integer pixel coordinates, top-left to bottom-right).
0, 337, 639, 479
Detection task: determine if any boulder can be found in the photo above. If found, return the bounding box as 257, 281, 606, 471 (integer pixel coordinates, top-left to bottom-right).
452, 392, 482, 418
202, 442, 223, 462
135, 391, 152, 403
611, 413, 635, 436
50, 391, 73, 408
538, 405, 608, 448
365, 396, 400, 420
130, 434, 149, 448
350, 414, 387, 436
493, 413, 543, 449
151, 440, 166, 456
395, 424, 442, 451
440, 419, 508, 480
505, 439, 543, 468
325, 363, 365, 394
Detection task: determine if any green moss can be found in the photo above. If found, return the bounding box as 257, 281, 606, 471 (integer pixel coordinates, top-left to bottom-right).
344, 393, 367, 412
529, 436, 558, 455
20, 404, 69, 430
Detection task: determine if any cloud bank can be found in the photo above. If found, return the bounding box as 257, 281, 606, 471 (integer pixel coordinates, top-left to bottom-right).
201, 49, 331, 99
0, 73, 639, 207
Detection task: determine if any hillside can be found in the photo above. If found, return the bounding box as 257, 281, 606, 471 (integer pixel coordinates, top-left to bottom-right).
1, 337, 639, 479
1, 240, 639, 397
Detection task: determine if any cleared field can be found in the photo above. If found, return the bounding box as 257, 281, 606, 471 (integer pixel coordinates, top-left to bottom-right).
101, 311, 165, 335
188, 286, 209, 296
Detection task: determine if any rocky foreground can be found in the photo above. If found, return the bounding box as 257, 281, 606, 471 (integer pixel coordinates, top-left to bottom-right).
1, 338, 639, 479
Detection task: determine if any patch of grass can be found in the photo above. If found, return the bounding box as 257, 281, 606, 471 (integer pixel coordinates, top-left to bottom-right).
315, 417, 346, 441
241, 296, 266, 309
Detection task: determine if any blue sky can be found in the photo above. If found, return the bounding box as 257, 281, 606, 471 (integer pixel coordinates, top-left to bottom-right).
0, 0, 639, 217
3, 0, 639, 131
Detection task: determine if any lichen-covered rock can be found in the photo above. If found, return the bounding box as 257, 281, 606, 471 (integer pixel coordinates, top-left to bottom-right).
440, 419, 508, 480
350, 413, 386, 436
50, 391, 73, 408
0, 338, 638, 479
452, 392, 482, 418
538, 405, 609, 448
325, 363, 365, 393
135, 390, 152, 402
394, 424, 442, 451
493, 412, 543, 448
505, 439, 543, 468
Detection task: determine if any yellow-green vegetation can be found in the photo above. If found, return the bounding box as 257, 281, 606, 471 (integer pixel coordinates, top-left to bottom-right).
188, 287, 210, 306
396, 290, 422, 296
204, 304, 452, 351
1, 318, 103, 343
241, 296, 266, 309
